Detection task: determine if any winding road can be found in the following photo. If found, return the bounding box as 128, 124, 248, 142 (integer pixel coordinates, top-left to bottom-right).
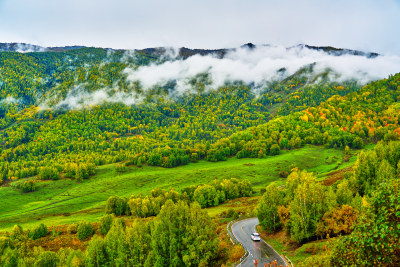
230, 218, 287, 267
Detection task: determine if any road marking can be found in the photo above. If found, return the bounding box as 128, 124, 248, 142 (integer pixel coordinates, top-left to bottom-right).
241, 220, 249, 235
234, 218, 288, 266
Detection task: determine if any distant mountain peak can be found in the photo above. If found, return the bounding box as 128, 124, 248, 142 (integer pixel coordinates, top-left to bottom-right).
240, 43, 256, 49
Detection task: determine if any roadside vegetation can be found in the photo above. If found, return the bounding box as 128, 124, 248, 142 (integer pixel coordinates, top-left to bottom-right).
256, 141, 400, 266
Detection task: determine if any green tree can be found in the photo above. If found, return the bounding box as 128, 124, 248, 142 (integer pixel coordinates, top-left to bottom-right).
105, 196, 127, 216
257, 182, 284, 232
148, 200, 219, 266
335, 179, 355, 206
353, 150, 378, 195
77, 220, 94, 241
193, 184, 218, 208
98, 214, 113, 236
288, 170, 335, 243
376, 159, 396, 183
30, 223, 48, 240
34, 251, 59, 267
85, 235, 108, 267
10, 225, 24, 242
331, 177, 400, 266
125, 220, 151, 266
105, 219, 128, 267
38, 166, 59, 180
269, 144, 280, 156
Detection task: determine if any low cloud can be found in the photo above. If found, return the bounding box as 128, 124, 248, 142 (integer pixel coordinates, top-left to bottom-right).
124, 45, 400, 94
49, 85, 142, 110
0, 96, 20, 104
44, 44, 400, 110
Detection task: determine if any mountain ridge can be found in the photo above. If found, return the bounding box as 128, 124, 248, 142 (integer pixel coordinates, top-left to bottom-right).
0, 42, 380, 58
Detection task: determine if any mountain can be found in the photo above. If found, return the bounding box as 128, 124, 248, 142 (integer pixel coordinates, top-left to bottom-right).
301, 44, 379, 58
0, 42, 87, 52
0, 41, 397, 175
0, 42, 399, 266
0, 42, 379, 59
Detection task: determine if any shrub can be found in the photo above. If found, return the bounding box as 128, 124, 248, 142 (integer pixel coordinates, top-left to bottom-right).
85, 235, 108, 266
77, 220, 94, 241
260, 188, 266, 195
20, 180, 37, 193
10, 225, 24, 241
105, 196, 127, 216
30, 223, 48, 240
270, 144, 280, 156
278, 171, 289, 178
229, 245, 245, 263
99, 214, 113, 235
66, 249, 85, 267
34, 251, 59, 267
75, 165, 89, 181
137, 157, 143, 168
226, 208, 239, 219
115, 163, 127, 174
38, 166, 59, 180
0, 237, 11, 255
67, 224, 78, 234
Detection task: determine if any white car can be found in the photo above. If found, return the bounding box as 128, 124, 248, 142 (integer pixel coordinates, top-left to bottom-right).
251, 232, 260, 241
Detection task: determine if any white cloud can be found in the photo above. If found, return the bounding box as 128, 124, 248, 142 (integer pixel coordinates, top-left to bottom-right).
124, 45, 400, 94
0, 96, 19, 104
51, 85, 142, 110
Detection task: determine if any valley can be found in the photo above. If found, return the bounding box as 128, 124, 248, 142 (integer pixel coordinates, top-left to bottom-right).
0, 43, 399, 266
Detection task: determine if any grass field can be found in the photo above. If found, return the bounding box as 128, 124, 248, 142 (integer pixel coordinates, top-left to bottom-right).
0, 145, 357, 231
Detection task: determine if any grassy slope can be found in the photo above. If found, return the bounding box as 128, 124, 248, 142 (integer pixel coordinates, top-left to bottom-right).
0, 145, 356, 231
257, 228, 335, 266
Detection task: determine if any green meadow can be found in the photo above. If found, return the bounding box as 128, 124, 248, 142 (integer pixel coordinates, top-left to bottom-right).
0, 145, 356, 231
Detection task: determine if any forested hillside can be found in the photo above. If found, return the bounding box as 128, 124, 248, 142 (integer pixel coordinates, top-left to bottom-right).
0, 44, 399, 266
1, 46, 399, 184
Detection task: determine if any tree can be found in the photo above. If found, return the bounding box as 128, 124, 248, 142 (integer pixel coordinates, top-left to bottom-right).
287, 170, 335, 243
125, 220, 152, 266
77, 220, 94, 241
148, 200, 219, 266
86, 235, 108, 267
105, 196, 127, 216
75, 165, 89, 181
34, 251, 59, 267
331, 177, 400, 266
316, 205, 359, 238
98, 214, 113, 236
353, 150, 378, 195
115, 163, 126, 174
376, 159, 395, 183
193, 184, 218, 208
20, 180, 36, 193
38, 166, 59, 180
105, 219, 128, 267
10, 225, 24, 242
335, 179, 355, 206
269, 144, 280, 156
257, 182, 284, 232
30, 223, 47, 240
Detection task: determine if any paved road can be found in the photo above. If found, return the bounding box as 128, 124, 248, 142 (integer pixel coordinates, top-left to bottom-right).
231, 218, 287, 267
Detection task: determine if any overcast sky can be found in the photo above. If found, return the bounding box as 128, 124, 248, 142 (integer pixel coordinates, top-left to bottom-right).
0, 0, 399, 54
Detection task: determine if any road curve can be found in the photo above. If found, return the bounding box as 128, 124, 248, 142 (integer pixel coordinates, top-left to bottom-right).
231, 218, 287, 267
